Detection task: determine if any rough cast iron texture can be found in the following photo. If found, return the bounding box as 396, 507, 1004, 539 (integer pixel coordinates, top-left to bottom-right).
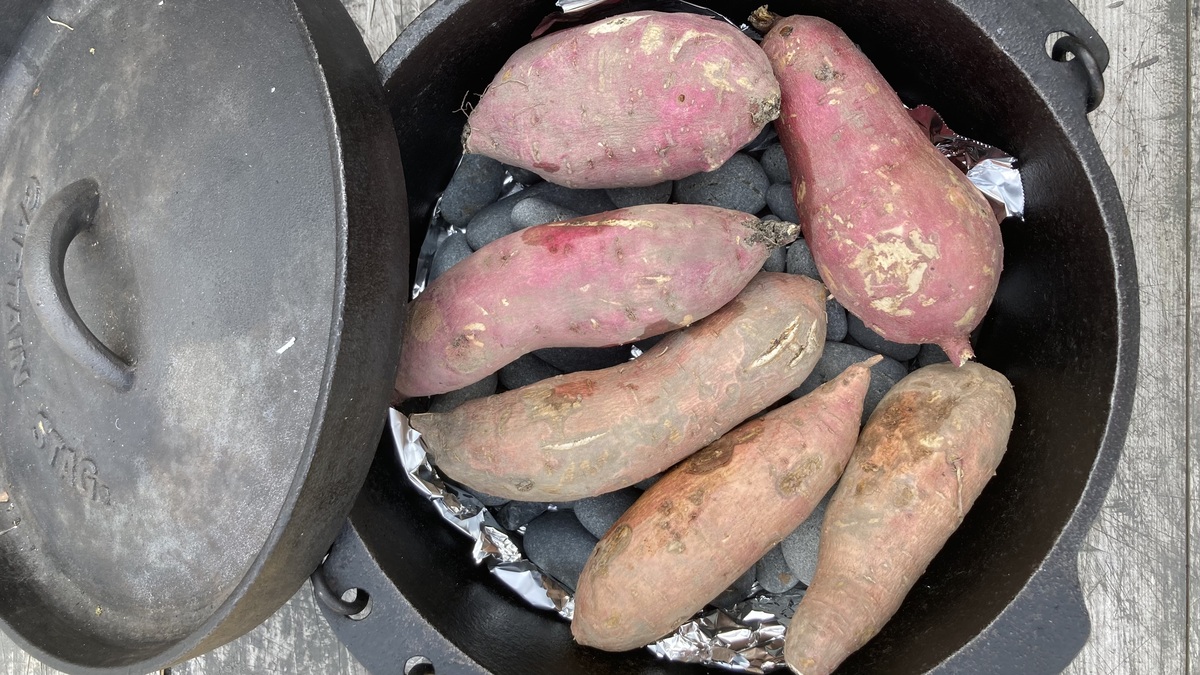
0, 0, 408, 672
316, 0, 1139, 673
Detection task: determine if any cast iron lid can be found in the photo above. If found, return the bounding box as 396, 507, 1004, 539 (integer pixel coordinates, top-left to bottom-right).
0, 0, 407, 672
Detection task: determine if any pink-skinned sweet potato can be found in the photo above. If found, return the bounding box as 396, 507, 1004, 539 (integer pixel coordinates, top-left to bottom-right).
395, 204, 798, 400
409, 272, 827, 501
760, 15, 1003, 365
783, 362, 1015, 675
572, 357, 878, 652
463, 11, 781, 189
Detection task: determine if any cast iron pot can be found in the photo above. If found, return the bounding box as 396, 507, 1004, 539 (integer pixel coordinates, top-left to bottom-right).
313, 0, 1139, 674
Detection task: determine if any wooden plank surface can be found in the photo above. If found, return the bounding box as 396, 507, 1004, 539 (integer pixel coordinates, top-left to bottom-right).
1064, 1, 1192, 674
0, 0, 1189, 673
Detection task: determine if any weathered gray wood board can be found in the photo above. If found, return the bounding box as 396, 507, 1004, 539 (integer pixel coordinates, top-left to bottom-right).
0, 0, 1187, 673
1063, 0, 1191, 674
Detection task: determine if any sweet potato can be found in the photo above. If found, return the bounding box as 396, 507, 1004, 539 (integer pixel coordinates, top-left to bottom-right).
410, 272, 827, 501
760, 16, 1003, 366
395, 204, 798, 399
572, 358, 878, 652
463, 11, 781, 189
783, 362, 1015, 675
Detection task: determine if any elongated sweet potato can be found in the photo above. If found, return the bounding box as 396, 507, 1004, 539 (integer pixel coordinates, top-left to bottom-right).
572, 358, 878, 652
761, 16, 1003, 366
463, 11, 781, 189
410, 272, 827, 501
783, 362, 1015, 675
395, 204, 798, 399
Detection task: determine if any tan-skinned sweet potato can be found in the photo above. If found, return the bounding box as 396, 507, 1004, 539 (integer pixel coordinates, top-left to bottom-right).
395, 204, 798, 399
409, 272, 827, 501
783, 362, 1015, 675
760, 15, 1003, 366
463, 11, 782, 189
572, 357, 879, 652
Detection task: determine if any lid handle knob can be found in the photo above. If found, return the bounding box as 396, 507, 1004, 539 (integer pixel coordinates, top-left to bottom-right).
23, 178, 134, 392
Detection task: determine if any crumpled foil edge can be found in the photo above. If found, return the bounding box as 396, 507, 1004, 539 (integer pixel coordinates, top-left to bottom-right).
392, 409, 576, 620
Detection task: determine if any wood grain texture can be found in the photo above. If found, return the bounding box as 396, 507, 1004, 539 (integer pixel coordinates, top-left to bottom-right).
342, 0, 436, 60
1189, 0, 1199, 670
0, 0, 1188, 674
1066, 1, 1191, 674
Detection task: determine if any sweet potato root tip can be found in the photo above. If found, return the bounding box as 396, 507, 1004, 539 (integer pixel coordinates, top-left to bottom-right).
939, 336, 975, 366
754, 95, 783, 126
748, 6, 783, 34
749, 218, 800, 248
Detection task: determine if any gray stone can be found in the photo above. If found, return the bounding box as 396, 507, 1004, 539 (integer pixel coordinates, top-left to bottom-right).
674, 153, 769, 215
634, 473, 663, 490
826, 298, 849, 342
762, 228, 787, 273
781, 493, 831, 586
915, 343, 951, 368
428, 232, 472, 282
472, 490, 511, 508
741, 123, 779, 152
761, 143, 791, 184
789, 342, 908, 424
504, 164, 542, 185
523, 510, 599, 591
786, 238, 820, 280
510, 197, 581, 230
532, 346, 631, 374
756, 544, 800, 594
465, 196, 519, 250
712, 566, 757, 610
427, 373, 498, 413
525, 182, 617, 216
440, 154, 507, 227
606, 182, 674, 208
574, 488, 642, 539
499, 354, 563, 390
847, 314, 921, 361
767, 183, 800, 223
498, 500, 550, 530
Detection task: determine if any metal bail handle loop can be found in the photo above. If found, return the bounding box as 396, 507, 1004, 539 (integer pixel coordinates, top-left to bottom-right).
311, 564, 370, 617
1051, 34, 1105, 113
22, 178, 134, 392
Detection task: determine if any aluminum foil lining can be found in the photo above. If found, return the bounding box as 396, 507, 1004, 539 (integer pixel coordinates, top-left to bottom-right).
398, 3, 1027, 671
393, 409, 576, 619
909, 104, 1024, 218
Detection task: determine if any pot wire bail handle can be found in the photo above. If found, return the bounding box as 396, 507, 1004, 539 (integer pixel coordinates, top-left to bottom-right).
1051, 33, 1105, 112
22, 178, 134, 391
311, 563, 369, 617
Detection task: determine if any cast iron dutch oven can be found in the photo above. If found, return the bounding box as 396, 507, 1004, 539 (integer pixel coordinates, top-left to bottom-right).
0, 0, 1137, 673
